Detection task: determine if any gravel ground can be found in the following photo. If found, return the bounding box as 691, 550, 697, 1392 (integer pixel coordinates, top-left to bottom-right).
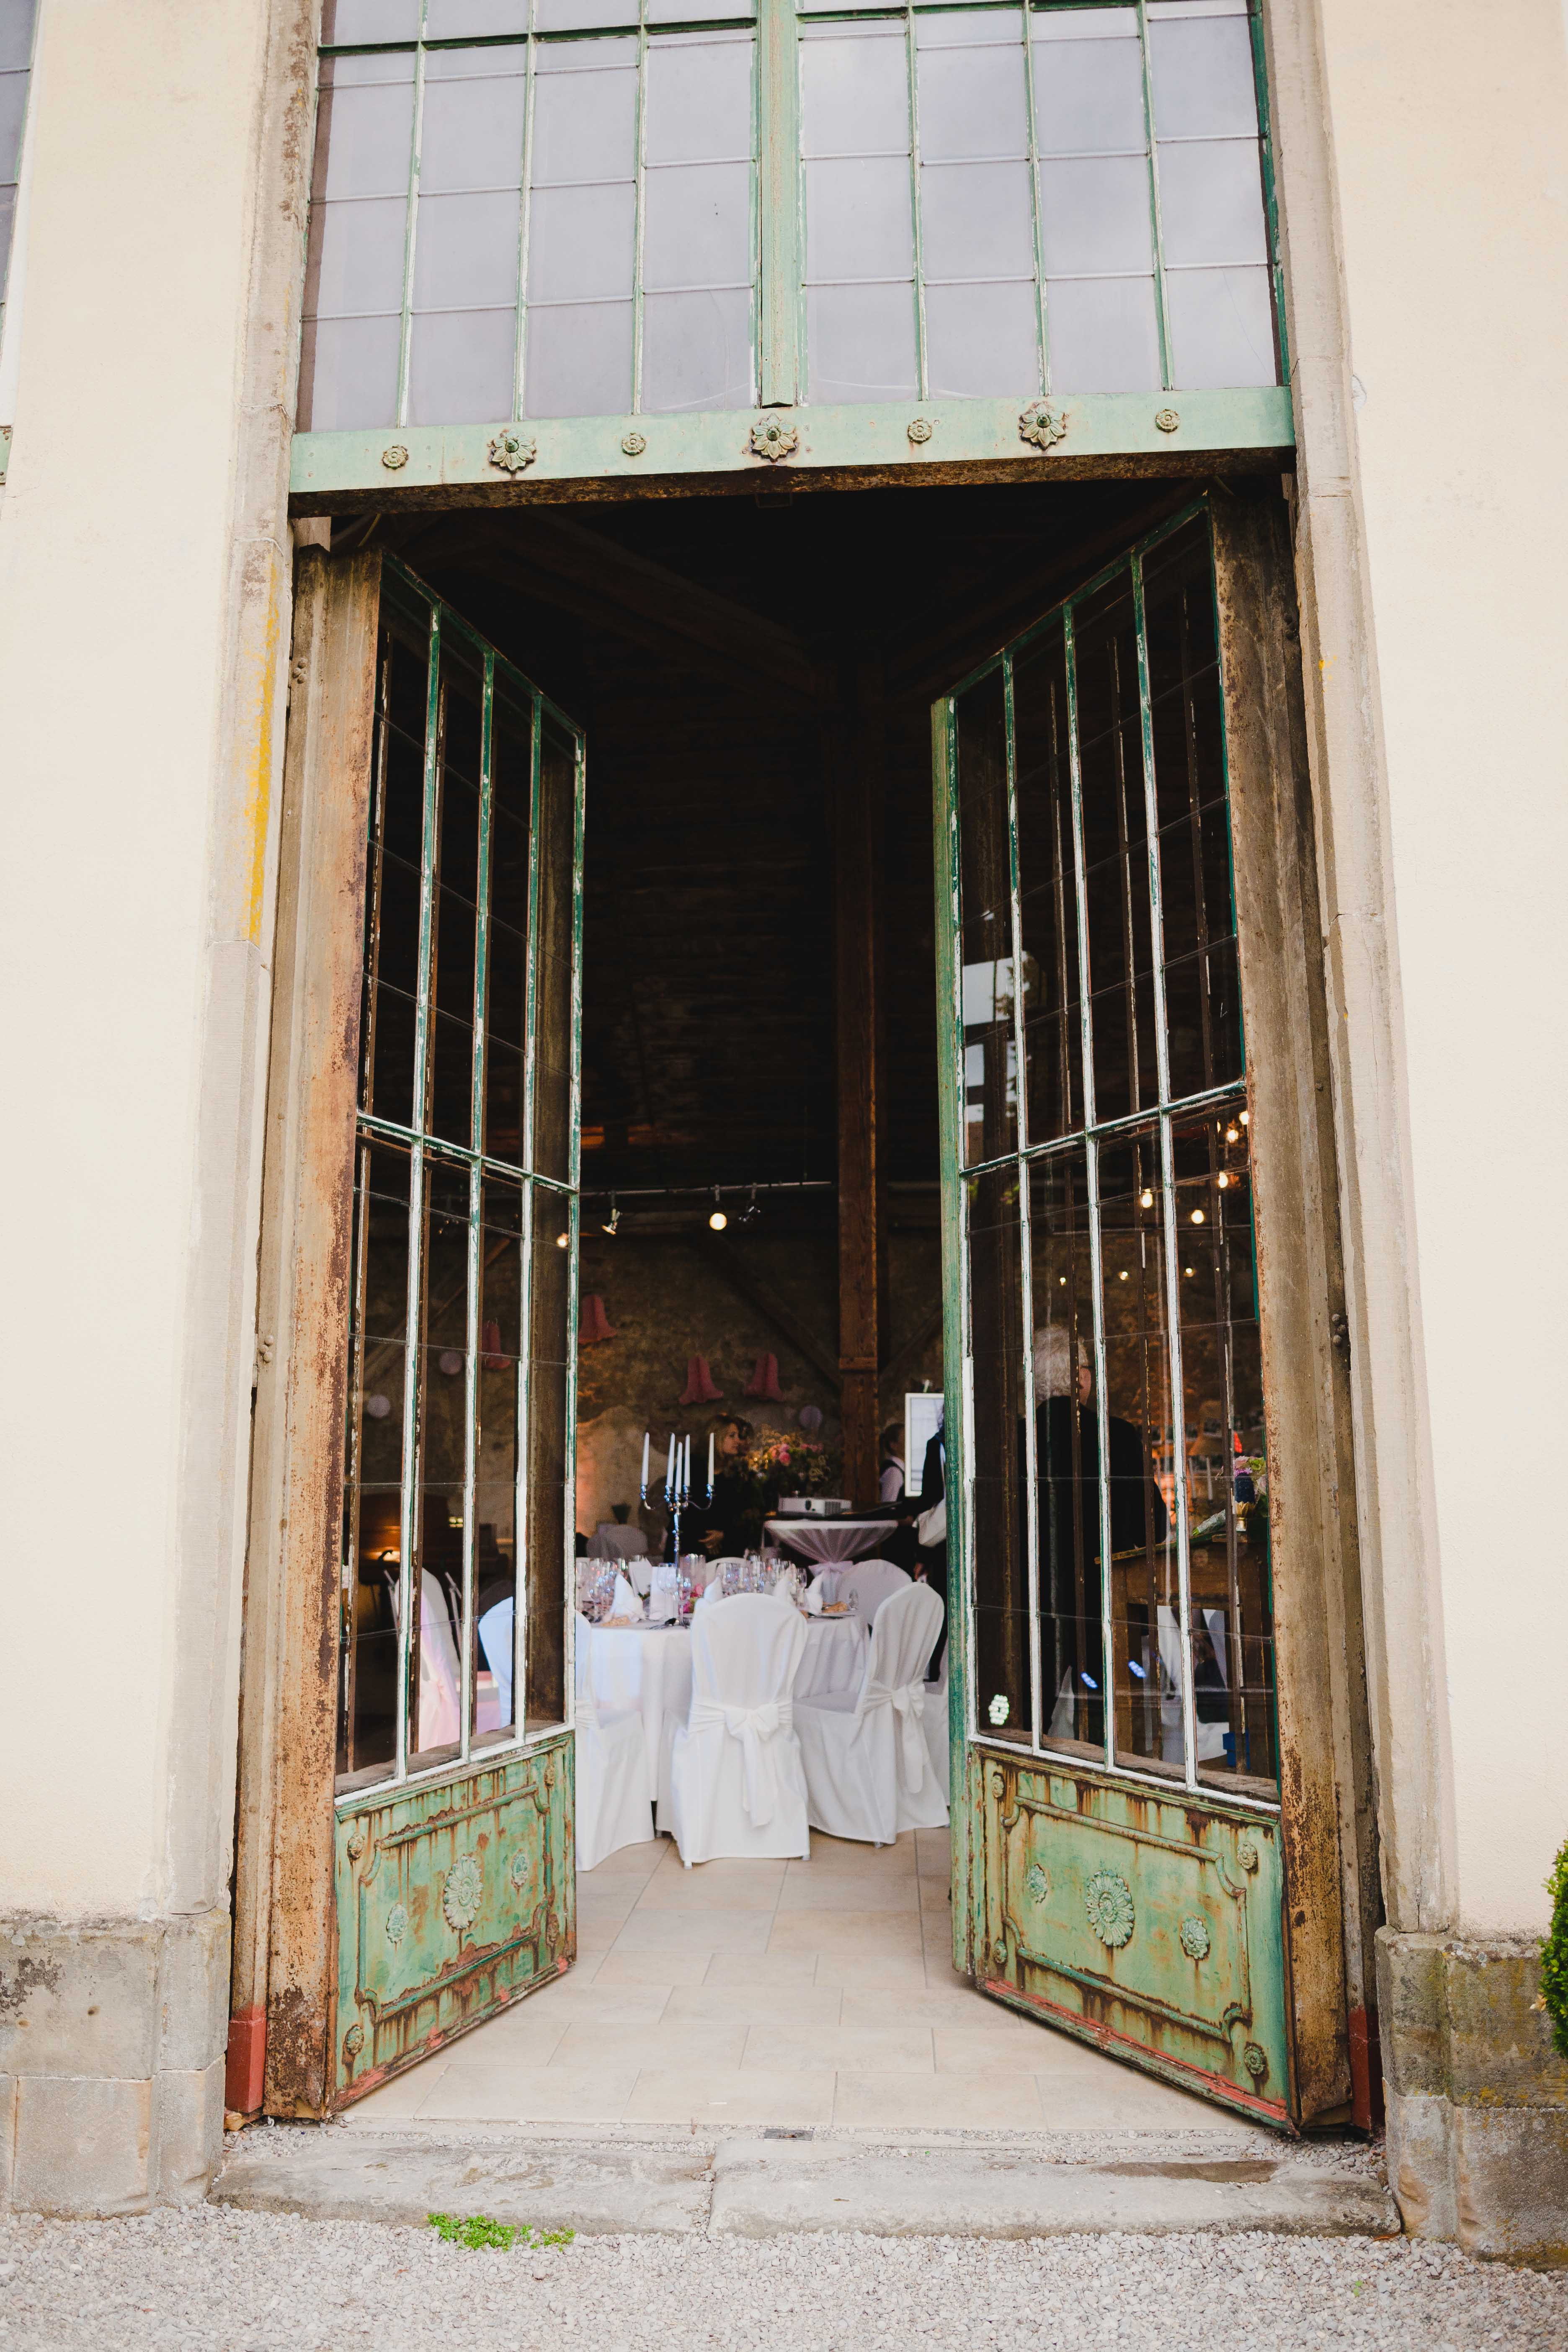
3, 2204, 1566, 2352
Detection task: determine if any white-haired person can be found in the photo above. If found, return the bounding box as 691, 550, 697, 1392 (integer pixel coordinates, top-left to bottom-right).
1032, 1323, 1167, 1747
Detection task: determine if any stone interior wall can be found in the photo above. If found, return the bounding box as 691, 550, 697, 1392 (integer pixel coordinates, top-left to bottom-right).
574, 1224, 943, 1540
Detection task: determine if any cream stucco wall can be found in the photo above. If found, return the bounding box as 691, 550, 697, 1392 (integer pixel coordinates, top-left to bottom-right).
0, 0, 297, 1924
1313, 0, 1568, 1936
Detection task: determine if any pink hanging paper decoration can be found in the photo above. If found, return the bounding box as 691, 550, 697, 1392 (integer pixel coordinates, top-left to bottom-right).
743, 1351, 782, 1401
480, 1318, 509, 1372
679, 1354, 721, 1404
578, 1295, 617, 1346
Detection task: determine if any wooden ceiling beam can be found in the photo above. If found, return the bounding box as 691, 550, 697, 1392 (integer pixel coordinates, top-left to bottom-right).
884, 485, 1196, 704
397, 513, 831, 707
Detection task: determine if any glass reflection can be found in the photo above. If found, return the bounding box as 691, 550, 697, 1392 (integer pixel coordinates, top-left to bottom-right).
954, 669, 1017, 1167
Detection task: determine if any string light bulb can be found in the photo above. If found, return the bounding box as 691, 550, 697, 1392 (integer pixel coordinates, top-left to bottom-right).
1217, 1172, 1230, 1190
1225, 1124, 1240, 1144
709, 1188, 727, 1232
1190, 1208, 1206, 1225
1139, 1188, 1155, 1208
1239, 1110, 1249, 1127
555, 1230, 569, 1248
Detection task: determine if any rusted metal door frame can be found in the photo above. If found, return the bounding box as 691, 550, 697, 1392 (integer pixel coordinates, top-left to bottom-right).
932, 487, 1374, 2131
230, 547, 383, 2117
1210, 486, 1377, 2128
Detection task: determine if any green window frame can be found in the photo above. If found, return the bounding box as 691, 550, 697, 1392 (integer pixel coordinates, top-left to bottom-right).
933, 494, 1281, 1813
338, 554, 585, 1799
293, 0, 1292, 501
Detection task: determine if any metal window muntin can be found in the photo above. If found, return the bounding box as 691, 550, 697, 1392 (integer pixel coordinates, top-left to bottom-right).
307, 0, 1279, 441
942, 493, 1277, 1814
337, 555, 583, 1807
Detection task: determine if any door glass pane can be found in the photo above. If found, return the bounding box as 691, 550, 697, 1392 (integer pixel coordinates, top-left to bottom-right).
474, 1177, 524, 1743
340, 1142, 411, 1782
968, 1163, 1030, 1747
531, 718, 578, 1183
413, 1160, 472, 1763
1026, 1148, 1099, 1757
363, 612, 429, 1130
1093, 1128, 1178, 1775
429, 642, 483, 1148
526, 1187, 572, 1729
1144, 519, 1242, 1097
485, 685, 533, 1166
954, 669, 1017, 1166
1074, 570, 1156, 1123
1013, 623, 1082, 1145
1173, 1111, 1276, 1791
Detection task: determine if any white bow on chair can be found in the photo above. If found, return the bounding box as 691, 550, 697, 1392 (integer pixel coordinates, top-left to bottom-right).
859, 1678, 928, 1792
689, 1698, 794, 1826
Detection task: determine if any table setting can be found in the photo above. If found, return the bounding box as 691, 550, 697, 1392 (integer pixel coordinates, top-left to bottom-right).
575, 1549, 867, 1788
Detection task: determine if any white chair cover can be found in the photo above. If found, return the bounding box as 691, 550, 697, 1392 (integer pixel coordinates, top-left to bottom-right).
794, 1581, 948, 1845
663, 1594, 810, 1865
574, 1610, 655, 1872
594, 1522, 647, 1561
478, 1595, 514, 1725
923, 1641, 950, 1803
837, 1558, 912, 1624
417, 1570, 462, 1749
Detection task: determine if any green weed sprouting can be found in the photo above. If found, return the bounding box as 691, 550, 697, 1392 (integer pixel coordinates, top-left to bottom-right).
426, 2213, 576, 2251
1542, 1838, 1568, 2063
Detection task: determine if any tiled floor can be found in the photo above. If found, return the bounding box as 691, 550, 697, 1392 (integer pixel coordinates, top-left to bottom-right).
345, 1829, 1224, 2134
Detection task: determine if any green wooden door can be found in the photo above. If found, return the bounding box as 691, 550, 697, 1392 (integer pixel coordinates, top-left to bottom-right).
932, 501, 1294, 2127
331, 558, 584, 2105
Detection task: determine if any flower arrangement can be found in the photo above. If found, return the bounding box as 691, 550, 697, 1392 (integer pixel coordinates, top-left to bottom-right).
745, 1430, 843, 1507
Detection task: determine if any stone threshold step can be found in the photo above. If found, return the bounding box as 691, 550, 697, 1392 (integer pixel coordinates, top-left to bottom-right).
215, 2128, 1399, 2242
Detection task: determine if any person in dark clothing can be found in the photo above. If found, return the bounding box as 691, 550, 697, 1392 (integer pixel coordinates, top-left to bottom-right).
1032, 1325, 1166, 1746
910, 1417, 948, 1676
700, 1414, 760, 1556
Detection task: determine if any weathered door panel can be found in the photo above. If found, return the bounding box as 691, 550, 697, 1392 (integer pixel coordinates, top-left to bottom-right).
931, 495, 1348, 2133
979, 1756, 1289, 2122
334, 1738, 574, 2102
239, 548, 586, 2120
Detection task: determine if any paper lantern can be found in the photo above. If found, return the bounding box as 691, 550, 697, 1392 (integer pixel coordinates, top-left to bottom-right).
578, 1294, 617, 1346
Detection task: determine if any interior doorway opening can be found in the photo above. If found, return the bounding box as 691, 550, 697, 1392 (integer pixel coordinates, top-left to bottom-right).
321, 470, 1277, 2133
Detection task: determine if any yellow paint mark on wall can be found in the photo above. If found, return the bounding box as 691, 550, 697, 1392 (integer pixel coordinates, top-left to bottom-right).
243, 589, 281, 946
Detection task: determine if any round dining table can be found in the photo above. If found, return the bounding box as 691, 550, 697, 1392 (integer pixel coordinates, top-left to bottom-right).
763, 1515, 899, 1566
583, 1611, 866, 1809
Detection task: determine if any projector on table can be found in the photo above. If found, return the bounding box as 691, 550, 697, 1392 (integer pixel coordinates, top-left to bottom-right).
776, 1496, 852, 1518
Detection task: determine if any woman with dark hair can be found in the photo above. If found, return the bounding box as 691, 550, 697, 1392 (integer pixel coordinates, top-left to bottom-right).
700, 1413, 760, 1557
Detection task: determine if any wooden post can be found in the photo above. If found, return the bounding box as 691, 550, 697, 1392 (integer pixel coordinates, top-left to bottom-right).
230, 547, 382, 2119
833, 663, 884, 1504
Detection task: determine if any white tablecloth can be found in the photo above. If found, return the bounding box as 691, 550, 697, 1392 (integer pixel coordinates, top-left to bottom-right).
764, 1516, 897, 1565
585, 1615, 865, 1788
